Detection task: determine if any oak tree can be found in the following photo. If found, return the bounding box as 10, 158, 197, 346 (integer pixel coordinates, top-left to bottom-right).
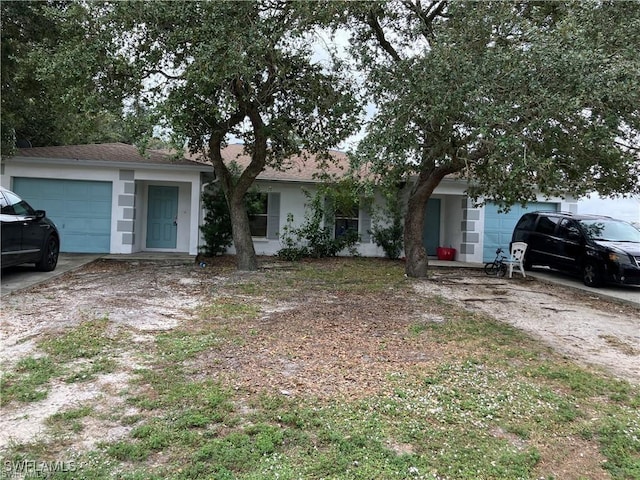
99, 1, 360, 270
17, 1, 360, 270
346, 1, 640, 277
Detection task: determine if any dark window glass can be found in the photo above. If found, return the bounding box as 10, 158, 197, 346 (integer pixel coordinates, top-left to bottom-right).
579, 219, 640, 242
535, 216, 559, 235
335, 206, 359, 238
248, 193, 268, 237
515, 214, 536, 232
557, 219, 582, 241
2, 191, 34, 216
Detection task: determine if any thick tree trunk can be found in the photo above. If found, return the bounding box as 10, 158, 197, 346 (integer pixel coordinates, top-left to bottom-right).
228, 195, 258, 271
404, 167, 455, 278
208, 117, 267, 272
209, 134, 266, 271
404, 191, 430, 277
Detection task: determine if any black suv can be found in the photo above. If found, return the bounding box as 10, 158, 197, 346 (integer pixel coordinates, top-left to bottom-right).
1, 186, 60, 272
512, 211, 640, 287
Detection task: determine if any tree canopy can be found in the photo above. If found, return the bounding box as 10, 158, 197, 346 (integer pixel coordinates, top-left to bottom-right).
3, 1, 638, 276
0, 1, 144, 156
11, 1, 361, 270
344, 0, 640, 276
112, 1, 360, 269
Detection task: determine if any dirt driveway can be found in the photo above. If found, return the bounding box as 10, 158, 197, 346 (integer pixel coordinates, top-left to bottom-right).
414, 269, 640, 383
1, 257, 638, 451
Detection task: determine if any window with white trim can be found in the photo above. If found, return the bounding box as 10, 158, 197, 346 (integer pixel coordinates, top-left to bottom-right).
334, 205, 359, 239
248, 193, 268, 237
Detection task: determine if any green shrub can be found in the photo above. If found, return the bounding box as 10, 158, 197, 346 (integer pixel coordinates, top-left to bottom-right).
369, 183, 405, 259
370, 218, 404, 259
276, 188, 360, 260
200, 184, 233, 256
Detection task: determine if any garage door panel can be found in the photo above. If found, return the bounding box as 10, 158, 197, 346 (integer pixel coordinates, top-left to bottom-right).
66, 201, 110, 217
62, 232, 111, 252
13, 178, 112, 253
483, 202, 557, 262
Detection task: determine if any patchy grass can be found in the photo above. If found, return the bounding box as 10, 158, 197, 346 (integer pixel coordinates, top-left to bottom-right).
0, 356, 59, 405
0, 316, 126, 405
1, 258, 639, 480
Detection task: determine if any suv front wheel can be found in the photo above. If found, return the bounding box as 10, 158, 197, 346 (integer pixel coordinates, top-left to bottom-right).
582, 262, 602, 288
36, 235, 59, 272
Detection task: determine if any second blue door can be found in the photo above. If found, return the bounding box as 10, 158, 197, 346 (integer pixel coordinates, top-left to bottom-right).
146, 186, 178, 249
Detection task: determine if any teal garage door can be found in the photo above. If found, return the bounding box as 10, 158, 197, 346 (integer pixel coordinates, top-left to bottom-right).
483, 202, 557, 262
13, 178, 112, 253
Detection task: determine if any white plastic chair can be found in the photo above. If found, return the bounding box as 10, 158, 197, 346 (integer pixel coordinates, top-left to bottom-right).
507, 242, 528, 278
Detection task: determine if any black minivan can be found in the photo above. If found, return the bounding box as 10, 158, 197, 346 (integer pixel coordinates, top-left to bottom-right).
512, 211, 640, 287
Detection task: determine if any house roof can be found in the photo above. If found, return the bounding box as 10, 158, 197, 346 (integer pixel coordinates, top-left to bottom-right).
12, 142, 208, 169
189, 144, 358, 183
9, 142, 360, 182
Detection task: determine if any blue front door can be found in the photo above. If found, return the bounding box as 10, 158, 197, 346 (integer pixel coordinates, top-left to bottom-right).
423, 199, 441, 256
146, 186, 178, 249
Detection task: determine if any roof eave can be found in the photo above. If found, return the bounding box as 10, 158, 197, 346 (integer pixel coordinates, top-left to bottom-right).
6, 156, 213, 172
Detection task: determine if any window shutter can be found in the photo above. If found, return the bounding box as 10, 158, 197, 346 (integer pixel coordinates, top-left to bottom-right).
266, 192, 280, 239
360, 208, 371, 243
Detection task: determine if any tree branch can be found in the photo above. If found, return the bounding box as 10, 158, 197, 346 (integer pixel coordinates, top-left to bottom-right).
401, 0, 447, 41
366, 7, 401, 62
143, 68, 182, 80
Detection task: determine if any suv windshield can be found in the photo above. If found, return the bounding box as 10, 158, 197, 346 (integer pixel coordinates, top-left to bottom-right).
579, 219, 640, 242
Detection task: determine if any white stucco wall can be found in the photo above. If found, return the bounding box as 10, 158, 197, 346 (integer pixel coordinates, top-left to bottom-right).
224, 180, 388, 257
2, 159, 204, 255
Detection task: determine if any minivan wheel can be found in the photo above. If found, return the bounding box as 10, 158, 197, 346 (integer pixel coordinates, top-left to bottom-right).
582, 262, 602, 288
36, 236, 59, 272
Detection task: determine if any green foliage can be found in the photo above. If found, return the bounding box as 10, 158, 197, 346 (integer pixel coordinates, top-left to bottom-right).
0, 356, 58, 405
0, 317, 125, 406
200, 162, 266, 256
352, 1, 640, 201
346, 1, 640, 276
40, 318, 113, 360
277, 182, 361, 260
0, 2, 138, 155
369, 184, 405, 259
200, 185, 233, 256
6, 1, 361, 270
3, 260, 640, 479
370, 221, 404, 260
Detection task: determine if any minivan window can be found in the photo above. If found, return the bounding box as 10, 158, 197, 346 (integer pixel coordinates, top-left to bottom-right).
558, 219, 582, 241
514, 214, 536, 231
579, 219, 640, 242
535, 215, 560, 235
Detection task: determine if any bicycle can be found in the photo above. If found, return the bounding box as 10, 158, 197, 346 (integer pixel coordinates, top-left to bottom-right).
484, 248, 508, 277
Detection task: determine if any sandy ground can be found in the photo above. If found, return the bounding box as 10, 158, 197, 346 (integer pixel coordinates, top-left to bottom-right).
413, 269, 640, 383
0, 259, 638, 453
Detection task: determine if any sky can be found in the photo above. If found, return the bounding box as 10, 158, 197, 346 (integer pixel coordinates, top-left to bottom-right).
577, 194, 640, 223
